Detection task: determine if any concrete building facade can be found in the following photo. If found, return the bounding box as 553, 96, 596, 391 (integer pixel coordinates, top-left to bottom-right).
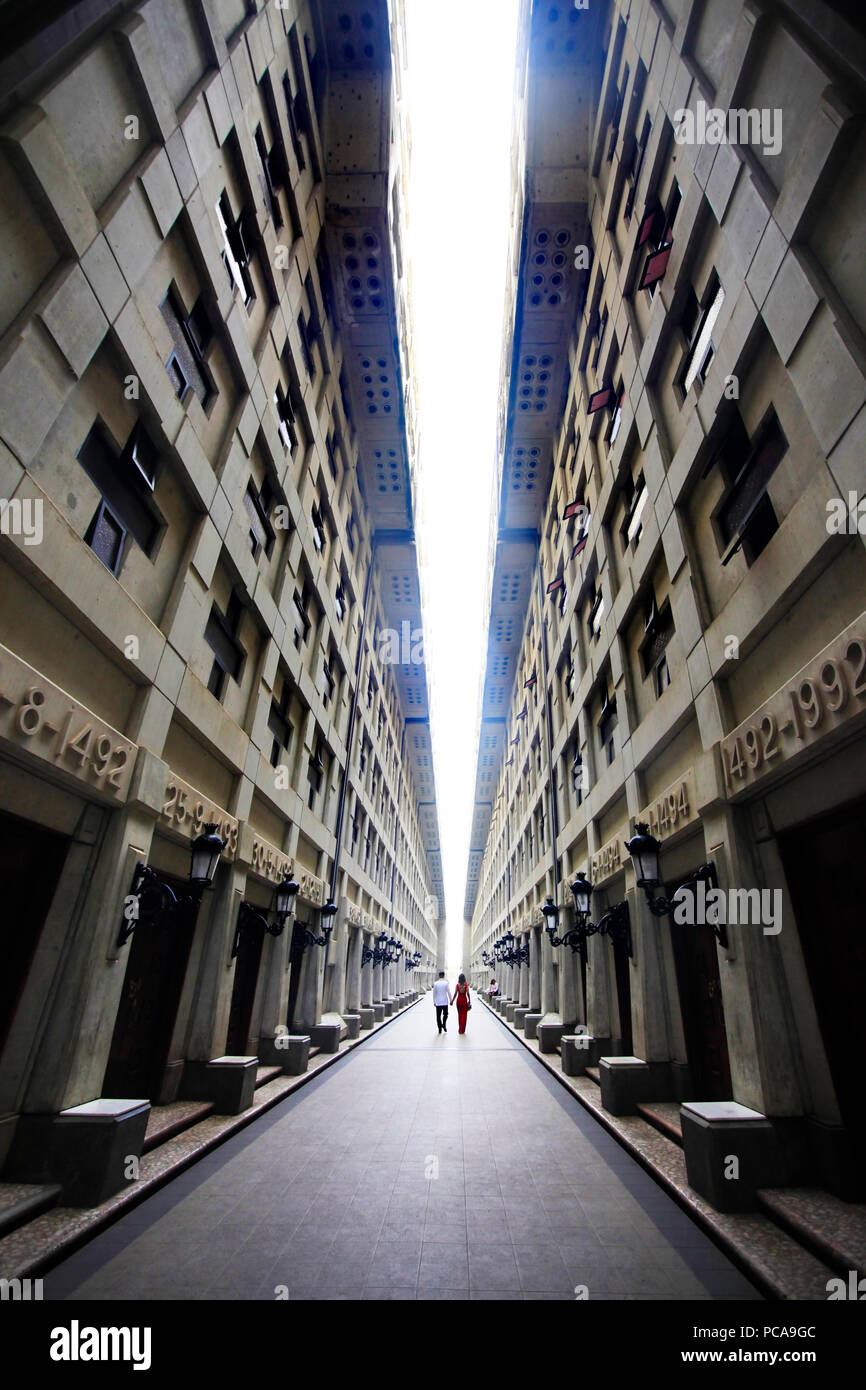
466, 0, 866, 1209
0, 0, 444, 1204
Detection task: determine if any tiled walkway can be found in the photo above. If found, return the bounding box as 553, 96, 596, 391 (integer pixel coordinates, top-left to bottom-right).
45, 1000, 762, 1300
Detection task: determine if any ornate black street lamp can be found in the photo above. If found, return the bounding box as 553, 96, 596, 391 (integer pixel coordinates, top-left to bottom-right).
300, 899, 338, 948
232, 873, 299, 958
117, 823, 225, 947
624, 821, 725, 946
568, 872, 632, 958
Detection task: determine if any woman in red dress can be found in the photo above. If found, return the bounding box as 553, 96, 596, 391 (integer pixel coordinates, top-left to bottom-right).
451, 973, 471, 1034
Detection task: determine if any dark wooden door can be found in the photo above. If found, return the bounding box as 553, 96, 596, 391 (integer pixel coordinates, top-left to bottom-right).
286, 919, 306, 1031
226, 913, 265, 1055
669, 875, 732, 1100
0, 810, 69, 1060
612, 927, 633, 1055
778, 796, 866, 1171
103, 872, 195, 1101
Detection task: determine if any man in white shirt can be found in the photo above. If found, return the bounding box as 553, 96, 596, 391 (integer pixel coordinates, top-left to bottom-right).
432, 972, 451, 1033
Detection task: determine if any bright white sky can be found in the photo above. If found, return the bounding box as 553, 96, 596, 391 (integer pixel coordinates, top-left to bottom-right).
402, 0, 521, 972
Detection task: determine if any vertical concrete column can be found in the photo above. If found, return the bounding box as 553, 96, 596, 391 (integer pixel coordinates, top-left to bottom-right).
185, 861, 248, 1062
520, 934, 530, 1007
293, 935, 325, 1035
361, 933, 374, 1007
372, 957, 383, 1005
346, 924, 363, 1013
559, 919, 580, 1032
586, 908, 616, 1046
529, 927, 542, 1011
257, 907, 297, 1063
541, 927, 557, 1017
323, 900, 349, 1020
629, 887, 677, 1065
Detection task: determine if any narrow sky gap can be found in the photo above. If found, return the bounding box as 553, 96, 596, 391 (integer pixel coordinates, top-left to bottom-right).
404, 0, 521, 970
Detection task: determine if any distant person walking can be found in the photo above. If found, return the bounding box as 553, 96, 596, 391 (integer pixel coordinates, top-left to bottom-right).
452, 973, 471, 1034
433, 971, 451, 1033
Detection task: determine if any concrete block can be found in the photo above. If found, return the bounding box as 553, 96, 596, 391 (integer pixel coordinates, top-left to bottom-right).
680, 1101, 783, 1212
80, 232, 129, 322
359, 1008, 375, 1029
599, 1056, 673, 1115
182, 1056, 258, 1114
309, 1023, 341, 1054
373, 1004, 385, 1022
344, 1014, 361, 1040
506, 1003, 516, 1023
139, 145, 183, 238
524, 1012, 542, 1040
762, 248, 819, 365
0, 335, 67, 464
39, 263, 108, 377
102, 182, 163, 294
561, 1035, 594, 1076
4, 104, 99, 257
281, 1035, 310, 1075
383, 1000, 394, 1017
513, 1007, 529, 1031
51, 1099, 149, 1207
538, 1022, 565, 1054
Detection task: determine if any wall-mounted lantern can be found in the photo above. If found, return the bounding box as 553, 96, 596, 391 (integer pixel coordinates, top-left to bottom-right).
300, 899, 338, 949
624, 822, 725, 946
117, 823, 225, 948
232, 873, 299, 958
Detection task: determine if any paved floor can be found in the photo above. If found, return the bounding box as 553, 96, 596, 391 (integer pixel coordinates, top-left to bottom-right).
45, 1000, 762, 1300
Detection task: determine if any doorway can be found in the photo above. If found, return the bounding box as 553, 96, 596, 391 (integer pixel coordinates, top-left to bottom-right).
286, 917, 306, 1031
611, 922, 633, 1056
777, 794, 866, 1171
226, 911, 265, 1055
668, 872, 732, 1100
0, 809, 70, 1061
102, 870, 196, 1101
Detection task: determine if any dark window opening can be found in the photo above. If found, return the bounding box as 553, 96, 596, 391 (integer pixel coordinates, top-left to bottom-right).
216, 190, 257, 307
268, 684, 293, 768
77, 422, 160, 576
715, 408, 788, 566
205, 592, 245, 701
244, 475, 276, 560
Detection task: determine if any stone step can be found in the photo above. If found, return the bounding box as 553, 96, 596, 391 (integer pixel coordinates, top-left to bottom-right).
757, 1187, 866, 1279
584, 1066, 600, 1085
636, 1100, 684, 1146
0, 1183, 62, 1240
142, 1101, 215, 1154
255, 1065, 283, 1088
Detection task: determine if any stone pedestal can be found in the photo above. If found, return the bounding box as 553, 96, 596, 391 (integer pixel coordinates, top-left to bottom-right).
513, 1007, 529, 1030
359, 1007, 375, 1030
182, 1056, 258, 1114
681, 1101, 784, 1212
373, 1003, 385, 1022
344, 1014, 361, 1039
281, 1035, 310, 1075
524, 1012, 542, 1039
309, 1023, 342, 1053
50, 1099, 150, 1207
561, 1035, 592, 1076
383, 1000, 394, 1017
506, 1003, 516, 1023
537, 1021, 564, 1054
598, 1056, 671, 1115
